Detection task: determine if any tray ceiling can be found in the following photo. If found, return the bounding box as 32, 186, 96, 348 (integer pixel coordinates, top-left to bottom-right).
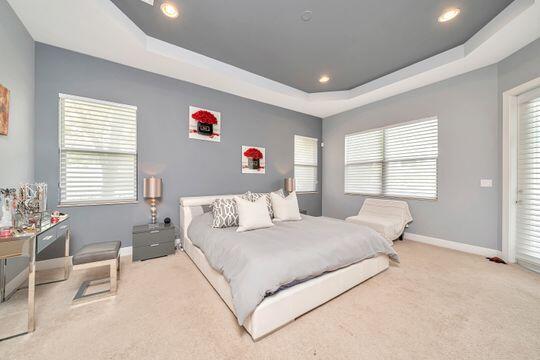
7, 0, 540, 117
112, 0, 513, 92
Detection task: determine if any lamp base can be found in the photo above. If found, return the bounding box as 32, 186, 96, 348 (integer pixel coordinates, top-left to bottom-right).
150, 199, 157, 224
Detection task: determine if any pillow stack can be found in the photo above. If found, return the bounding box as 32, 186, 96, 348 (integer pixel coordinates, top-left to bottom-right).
211, 189, 301, 231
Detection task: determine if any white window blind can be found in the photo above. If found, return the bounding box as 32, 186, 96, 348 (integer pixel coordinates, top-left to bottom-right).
516, 89, 540, 270
59, 94, 137, 206
344, 117, 438, 199
294, 135, 318, 192
345, 129, 383, 195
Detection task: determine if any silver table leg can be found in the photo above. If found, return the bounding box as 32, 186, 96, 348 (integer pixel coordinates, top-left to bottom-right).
28, 234, 36, 333
64, 229, 70, 281
0, 259, 6, 303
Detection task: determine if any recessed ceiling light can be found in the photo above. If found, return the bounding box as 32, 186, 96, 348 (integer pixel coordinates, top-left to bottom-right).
319, 75, 330, 83
301, 10, 313, 22
161, 2, 179, 18
438, 8, 461, 23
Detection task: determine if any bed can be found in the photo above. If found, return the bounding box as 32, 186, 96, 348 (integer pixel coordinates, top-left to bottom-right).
179, 194, 398, 340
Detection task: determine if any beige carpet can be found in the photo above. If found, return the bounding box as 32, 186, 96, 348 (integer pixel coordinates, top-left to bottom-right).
1, 240, 539, 360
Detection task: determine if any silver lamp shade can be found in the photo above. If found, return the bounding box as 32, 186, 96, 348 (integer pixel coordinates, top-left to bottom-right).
284, 177, 295, 193
143, 177, 162, 199
143, 177, 162, 224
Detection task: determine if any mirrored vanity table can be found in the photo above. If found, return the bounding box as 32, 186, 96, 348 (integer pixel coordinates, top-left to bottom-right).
0, 214, 70, 341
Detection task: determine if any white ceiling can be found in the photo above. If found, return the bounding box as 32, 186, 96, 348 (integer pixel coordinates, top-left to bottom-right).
8, 0, 540, 118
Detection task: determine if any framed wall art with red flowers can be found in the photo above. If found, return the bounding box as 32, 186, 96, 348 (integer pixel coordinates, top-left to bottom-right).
0, 83, 10, 136
188, 106, 221, 142
242, 146, 266, 174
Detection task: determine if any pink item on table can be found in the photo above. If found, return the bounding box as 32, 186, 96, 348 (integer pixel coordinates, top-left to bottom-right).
0, 228, 12, 237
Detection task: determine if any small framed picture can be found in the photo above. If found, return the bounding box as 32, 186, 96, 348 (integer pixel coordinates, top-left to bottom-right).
242, 146, 266, 174
188, 106, 221, 142
0, 84, 10, 136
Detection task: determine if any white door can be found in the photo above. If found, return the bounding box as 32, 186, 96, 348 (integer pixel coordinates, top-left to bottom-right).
516, 87, 540, 272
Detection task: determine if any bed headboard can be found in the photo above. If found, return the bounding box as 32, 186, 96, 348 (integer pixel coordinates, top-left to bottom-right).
179, 194, 241, 244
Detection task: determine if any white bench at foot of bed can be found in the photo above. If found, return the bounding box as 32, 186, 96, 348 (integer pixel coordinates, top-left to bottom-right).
183, 229, 389, 340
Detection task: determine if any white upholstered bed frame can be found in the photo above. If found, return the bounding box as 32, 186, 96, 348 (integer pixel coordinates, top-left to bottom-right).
179, 194, 390, 340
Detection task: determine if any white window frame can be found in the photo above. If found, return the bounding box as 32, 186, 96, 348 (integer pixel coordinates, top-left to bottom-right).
58, 93, 138, 207
294, 135, 319, 193
344, 116, 439, 200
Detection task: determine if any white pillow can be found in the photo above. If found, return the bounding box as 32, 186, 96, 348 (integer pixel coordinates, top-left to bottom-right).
270, 191, 302, 221
234, 196, 274, 232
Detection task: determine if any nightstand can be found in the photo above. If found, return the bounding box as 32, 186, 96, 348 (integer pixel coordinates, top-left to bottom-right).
132, 224, 176, 261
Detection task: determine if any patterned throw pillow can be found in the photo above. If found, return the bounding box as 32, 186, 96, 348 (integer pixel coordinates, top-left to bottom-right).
247, 189, 285, 218
212, 198, 239, 228
211, 193, 250, 228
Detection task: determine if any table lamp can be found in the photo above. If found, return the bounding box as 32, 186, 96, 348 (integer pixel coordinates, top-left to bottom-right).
284, 177, 295, 194
143, 177, 162, 224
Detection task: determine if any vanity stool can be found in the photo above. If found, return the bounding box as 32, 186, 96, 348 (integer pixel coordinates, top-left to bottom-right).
72, 241, 121, 303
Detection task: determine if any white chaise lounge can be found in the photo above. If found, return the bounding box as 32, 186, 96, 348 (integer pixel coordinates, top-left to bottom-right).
346, 198, 412, 243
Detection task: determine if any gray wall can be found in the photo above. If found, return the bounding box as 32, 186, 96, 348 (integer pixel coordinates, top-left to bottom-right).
498, 39, 540, 94
0, 0, 35, 285
0, 0, 34, 186
323, 66, 500, 250
322, 38, 540, 252
34, 43, 322, 254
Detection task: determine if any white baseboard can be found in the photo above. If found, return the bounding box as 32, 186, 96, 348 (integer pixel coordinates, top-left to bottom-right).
404, 232, 502, 258
119, 246, 132, 257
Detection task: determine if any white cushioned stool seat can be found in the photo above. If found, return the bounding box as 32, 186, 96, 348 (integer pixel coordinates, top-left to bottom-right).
346, 198, 412, 242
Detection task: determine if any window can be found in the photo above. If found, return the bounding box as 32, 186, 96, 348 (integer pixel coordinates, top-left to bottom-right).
345, 117, 438, 199
294, 135, 318, 192
59, 94, 137, 206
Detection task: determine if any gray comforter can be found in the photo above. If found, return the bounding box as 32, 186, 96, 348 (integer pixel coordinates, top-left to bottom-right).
188, 213, 399, 325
